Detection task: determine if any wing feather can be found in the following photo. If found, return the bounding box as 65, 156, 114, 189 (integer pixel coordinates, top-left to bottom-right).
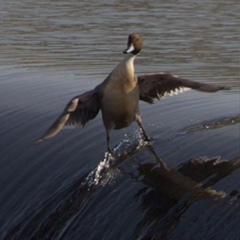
138, 73, 228, 104
35, 89, 100, 144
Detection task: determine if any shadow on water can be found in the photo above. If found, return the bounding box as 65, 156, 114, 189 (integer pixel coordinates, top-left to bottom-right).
132, 156, 240, 239
3, 129, 240, 239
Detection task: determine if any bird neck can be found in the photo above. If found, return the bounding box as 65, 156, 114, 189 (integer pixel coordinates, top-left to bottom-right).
111, 54, 136, 82
121, 53, 136, 74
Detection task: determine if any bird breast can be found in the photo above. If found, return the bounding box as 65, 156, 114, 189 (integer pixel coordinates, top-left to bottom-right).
100, 80, 140, 130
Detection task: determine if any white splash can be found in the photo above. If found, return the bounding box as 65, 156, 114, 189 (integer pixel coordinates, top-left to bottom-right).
84, 130, 150, 188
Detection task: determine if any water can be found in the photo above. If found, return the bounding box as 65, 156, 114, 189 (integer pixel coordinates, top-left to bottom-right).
0, 1, 239, 239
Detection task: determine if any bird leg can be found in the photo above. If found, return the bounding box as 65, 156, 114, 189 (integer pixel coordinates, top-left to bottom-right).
106, 131, 114, 156
136, 118, 167, 168
136, 118, 151, 142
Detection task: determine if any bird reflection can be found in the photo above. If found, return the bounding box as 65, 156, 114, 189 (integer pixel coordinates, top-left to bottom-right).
131, 155, 240, 239
4, 148, 239, 239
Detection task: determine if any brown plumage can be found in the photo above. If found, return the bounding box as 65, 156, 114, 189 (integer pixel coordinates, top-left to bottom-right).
35, 33, 228, 151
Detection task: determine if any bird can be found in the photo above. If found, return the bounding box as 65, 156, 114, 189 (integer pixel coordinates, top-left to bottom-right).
35, 33, 228, 153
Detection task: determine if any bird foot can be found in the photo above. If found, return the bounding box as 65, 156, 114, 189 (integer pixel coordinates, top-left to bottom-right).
144, 134, 151, 141
146, 144, 169, 169
143, 135, 153, 146
106, 148, 115, 159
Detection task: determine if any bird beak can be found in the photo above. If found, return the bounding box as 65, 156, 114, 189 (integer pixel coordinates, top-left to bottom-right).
123, 44, 135, 54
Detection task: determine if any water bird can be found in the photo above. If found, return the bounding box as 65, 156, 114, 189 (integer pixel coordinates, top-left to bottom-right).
35, 33, 228, 153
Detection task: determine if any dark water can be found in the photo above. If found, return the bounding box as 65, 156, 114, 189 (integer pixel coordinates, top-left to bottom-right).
0, 1, 239, 239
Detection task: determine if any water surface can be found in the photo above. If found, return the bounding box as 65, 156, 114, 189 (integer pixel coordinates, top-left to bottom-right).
0, 1, 239, 239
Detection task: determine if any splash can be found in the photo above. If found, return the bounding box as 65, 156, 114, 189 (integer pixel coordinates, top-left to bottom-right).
84, 130, 150, 188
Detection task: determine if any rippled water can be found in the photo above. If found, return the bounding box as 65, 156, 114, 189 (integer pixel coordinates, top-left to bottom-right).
0, 1, 239, 240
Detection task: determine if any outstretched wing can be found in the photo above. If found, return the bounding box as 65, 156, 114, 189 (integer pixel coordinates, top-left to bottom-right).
138, 73, 228, 104
35, 89, 100, 144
